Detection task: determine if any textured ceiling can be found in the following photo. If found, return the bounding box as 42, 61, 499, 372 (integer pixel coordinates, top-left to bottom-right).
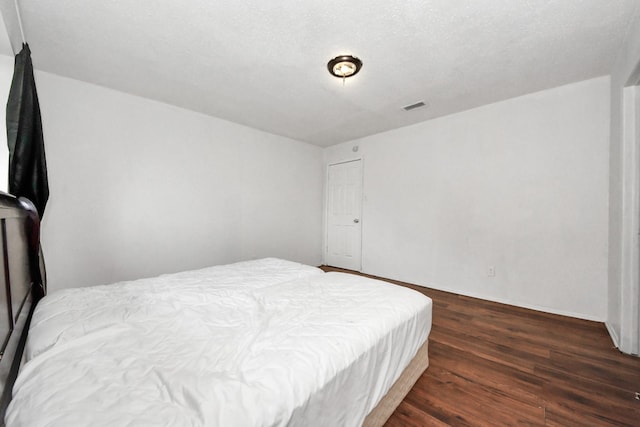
2, 0, 639, 146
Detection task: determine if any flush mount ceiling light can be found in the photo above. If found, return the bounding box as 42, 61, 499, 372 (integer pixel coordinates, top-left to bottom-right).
327, 55, 363, 79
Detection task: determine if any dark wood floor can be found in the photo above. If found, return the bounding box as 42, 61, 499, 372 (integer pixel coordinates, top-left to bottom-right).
320, 266, 640, 426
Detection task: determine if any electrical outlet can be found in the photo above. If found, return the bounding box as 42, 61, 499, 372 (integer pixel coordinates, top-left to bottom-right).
487, 266, 496, 277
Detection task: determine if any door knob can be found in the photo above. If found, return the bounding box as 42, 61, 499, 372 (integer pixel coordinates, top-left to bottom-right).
353, 219, 360, 223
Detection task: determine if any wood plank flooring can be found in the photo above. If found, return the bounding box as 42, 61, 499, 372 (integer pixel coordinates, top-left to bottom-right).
319, 266, 640, 426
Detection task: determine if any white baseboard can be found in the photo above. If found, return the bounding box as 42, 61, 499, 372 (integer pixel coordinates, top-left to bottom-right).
605, 321, 620, 349
409, 282, 605, 322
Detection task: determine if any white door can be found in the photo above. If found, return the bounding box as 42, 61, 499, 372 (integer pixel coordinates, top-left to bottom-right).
326, 160, 362, 271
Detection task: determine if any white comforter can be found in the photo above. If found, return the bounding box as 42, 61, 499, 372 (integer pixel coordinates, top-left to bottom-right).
7, 258, 432, 427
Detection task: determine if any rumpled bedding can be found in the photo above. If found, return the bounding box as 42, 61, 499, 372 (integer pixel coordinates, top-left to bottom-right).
6, 258, 432, 427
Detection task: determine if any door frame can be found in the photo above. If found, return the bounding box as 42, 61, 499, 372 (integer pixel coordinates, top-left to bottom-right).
617, 78, 640, 355
324, 157, 364, 271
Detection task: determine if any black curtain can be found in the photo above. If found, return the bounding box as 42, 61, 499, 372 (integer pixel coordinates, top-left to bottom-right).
6, 43, 48, 218
6, 43, 48, 299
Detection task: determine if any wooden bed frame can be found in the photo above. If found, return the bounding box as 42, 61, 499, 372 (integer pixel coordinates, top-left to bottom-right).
363, 339, 429, 426
0, 191, 428, 427
0, 192, 44, 427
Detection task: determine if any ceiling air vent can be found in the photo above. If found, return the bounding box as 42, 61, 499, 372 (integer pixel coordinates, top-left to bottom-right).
403, 101, 427, 111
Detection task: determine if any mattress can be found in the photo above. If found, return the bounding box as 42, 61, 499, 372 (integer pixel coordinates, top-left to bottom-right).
6, 259, 432, 427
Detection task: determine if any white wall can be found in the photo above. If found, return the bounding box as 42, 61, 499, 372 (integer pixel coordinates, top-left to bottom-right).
0, 49, 612, 322
0, 55, 11, 190
325, 77, 610, 321
607, 15, 640, 353
0, 55, 323, 292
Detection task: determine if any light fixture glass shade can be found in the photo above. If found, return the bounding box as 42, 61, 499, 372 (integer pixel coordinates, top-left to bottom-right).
333, 61, 357, 77
327, 55, 362, 78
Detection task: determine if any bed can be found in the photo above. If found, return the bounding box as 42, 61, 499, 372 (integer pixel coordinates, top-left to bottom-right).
0, 193, 432, 427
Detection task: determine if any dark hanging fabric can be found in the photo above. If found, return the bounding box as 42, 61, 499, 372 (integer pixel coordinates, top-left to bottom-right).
6, 43, 49, 218
6, 44, 48, 300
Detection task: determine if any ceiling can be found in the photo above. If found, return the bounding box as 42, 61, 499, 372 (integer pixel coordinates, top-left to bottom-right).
1, 0, 639, 147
